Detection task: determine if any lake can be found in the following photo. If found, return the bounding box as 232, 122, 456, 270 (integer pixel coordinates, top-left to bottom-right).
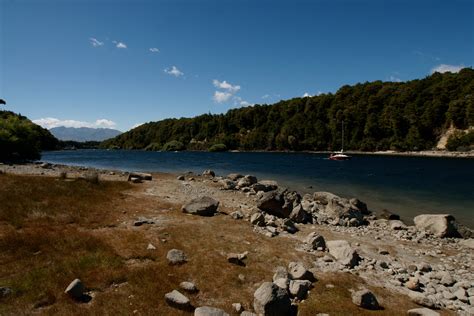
42, 150, 474, 228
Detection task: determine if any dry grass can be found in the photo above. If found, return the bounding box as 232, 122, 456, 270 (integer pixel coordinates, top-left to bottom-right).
0, 173, 452, 315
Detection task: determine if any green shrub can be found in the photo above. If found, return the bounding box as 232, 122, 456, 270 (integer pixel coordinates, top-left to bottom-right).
208, 143, 227, 152
162, 140, 185, 151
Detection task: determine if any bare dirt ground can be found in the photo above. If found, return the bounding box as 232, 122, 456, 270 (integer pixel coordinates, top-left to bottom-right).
0, 163, 465, 315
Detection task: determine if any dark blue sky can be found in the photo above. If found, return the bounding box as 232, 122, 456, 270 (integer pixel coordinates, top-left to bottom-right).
1, 0, 473, 130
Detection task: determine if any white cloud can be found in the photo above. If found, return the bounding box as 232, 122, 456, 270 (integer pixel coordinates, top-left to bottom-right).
149, 47, 160, 53
89, 37, 104, 47
302, 92, 312, 97
131, 123, 144, 129
431, 64, 464, 74
212, 79, 241, 93
261, 94, 270, 99
115, 41, 127, 49
164, 66, 184, 77
389, 75, 402, 82
213, 91, 232, 103
33, 117, 117, 129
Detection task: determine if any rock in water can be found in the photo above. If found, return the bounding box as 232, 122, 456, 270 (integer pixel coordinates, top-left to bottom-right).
227, 173, 243, 181
413, 214, 461, 238
351, 289, 380, 310
253, 282, 291, 316
182, 197, 219, 216
64, 279, 85, 300
194, 306, 229, 316
164, 290, 191, 310
326, 240, 361, 268
407, 308, 440, 316
167, 249, 187, 265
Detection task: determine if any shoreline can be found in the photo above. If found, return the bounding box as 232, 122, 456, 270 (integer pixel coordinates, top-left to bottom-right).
1, 162, 473, 314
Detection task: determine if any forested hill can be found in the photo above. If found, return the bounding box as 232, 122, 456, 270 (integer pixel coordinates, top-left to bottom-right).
102, 68, 474, 152
0, 110, 59, 161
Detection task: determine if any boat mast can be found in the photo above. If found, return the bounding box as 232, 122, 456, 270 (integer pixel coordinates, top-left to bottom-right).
341, 120, 344, 153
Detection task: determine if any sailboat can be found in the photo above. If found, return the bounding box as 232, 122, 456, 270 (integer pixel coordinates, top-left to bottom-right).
329, 120, 352, 161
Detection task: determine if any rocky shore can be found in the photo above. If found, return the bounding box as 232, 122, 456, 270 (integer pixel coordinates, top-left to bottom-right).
1, 162, 473, 315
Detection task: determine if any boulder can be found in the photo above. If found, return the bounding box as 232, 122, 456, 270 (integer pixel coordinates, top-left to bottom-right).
252, 181, 277, 193
165, 290, 191, 310
326, 240, 361, 268
272, 266, 288, 281
273, 278, 290, 290
390, 220, 408, 230
230, 210, 244, 220
459, 238, 474, 249
351, 289, 380, 310
379, 209, 400, 220
407, 308, 440, 316
250, 212, 265, 226
257, 191, 288, 218
289, 280, 312, 300
313, 192, 364, 226
202, 170, 215, 177
194, 306, 229, 316
128, 172, 152, 181
289, 204, 311, 223
237, 175, 258, 188
177, 175, 185, 181
349, 198, 369, 215
64, 279, 85, 300
288, 262, 314, 281
303, 232, 326, 250
253, 282, 291, 316
227, 173, 244, 181
406, 277, 421, 291
182, 197, 219, 216
180, 281, 198, 293
413, 214, 461, 238
220, 179, 236, 190
408, 292, 440, 310
227, 252, 248, 266
167, 249, 187, 265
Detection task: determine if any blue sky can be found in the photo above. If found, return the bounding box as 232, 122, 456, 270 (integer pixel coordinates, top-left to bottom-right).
1, 0, 473, 131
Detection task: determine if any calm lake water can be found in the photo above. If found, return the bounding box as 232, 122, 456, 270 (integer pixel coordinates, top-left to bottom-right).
42, 150, 474, 228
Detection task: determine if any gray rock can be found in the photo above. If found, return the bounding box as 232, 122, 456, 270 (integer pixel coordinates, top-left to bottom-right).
165, 290, 191, 310
378, 209, 400, 220
0, 286, 12, 298
227, 252, 248, 266
182, 196, 219, 216
128, 172, 152, 181
253, 282, 291, 316
406, 277, 421, 291
439, 272, 455, 286
202, 170, 215, 177
349, 198, 369, 214
407, 308, 440, 316
288, 262, 314, 281
230, 210, 244, 219
227, 173, 243, 181
326, 240, 361, 268
194, 306, 229, 316
273, 278, 290, 290
180, 281, 198, 293
453, 288, 468, 302
313, 192, 364, 226
413, 214, 461, 238
351, 289, 380, 310
64, 279, 85, 300
408, 292, 440, 309
177, 175, 185, 181
390, 220, 408, 230
40, 162, 52, 169
252, 182, 277, 193
232, 303, 243, 313
281, 218, 298, 234
220, 179, 236, 190
289, 280, 312, 300
303, 232, 326, 250
257, 191, 289, 218
273, 266, 288, 281
167, 249, 187, 265
133, 217, 155, 226
459, 238, 474, 249
237, 175, 257, 188
289, 204, 310, 223
250, 212, 265, 226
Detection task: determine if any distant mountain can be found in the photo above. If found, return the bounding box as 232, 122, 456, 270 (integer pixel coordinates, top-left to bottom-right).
50, 126, 122, 142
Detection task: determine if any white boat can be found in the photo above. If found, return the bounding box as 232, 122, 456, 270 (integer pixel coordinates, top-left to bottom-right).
329, 121, 351, 160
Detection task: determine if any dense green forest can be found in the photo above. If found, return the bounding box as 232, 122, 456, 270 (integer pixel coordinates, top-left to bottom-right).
0, 110, 59, 161
100, 68, 470, 152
